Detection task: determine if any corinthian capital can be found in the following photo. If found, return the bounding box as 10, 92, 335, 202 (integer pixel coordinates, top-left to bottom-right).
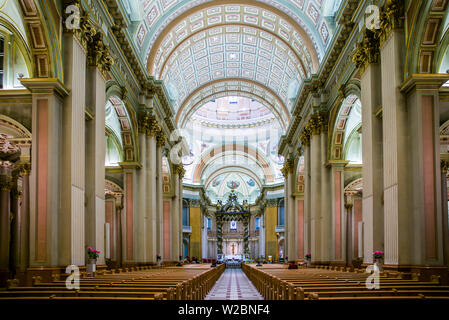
352, 29, 380, 73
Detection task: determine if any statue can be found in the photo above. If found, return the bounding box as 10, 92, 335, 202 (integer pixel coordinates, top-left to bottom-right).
217, 200, 222, 210
243, 200, 249, 211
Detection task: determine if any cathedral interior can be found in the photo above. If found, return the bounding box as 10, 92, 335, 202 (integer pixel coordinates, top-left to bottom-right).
1, 0, 449, 303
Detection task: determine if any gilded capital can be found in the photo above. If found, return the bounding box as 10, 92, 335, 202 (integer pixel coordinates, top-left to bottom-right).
156, 132, 167, 148
173, 164, 185, 178
0, 175, 13, 191
20, 162, 31, 176
87, 31, 114, 77
441, 160, 449, 173
138, 111, 150, 135
148, 117, 161, 138
352, 29, 380, 73
299, 127, 311, 146
377, 0, 404, 46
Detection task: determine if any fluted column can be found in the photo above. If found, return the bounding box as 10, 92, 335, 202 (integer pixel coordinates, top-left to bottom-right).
136, 111, 148, 263
282, 156, 296, 261
146, 116, 158, 263
354, 29, 384, 265
302, 138, 311, 259
156, 134, 166, 260
115, 195, 123, 267
119, 162, 139, 264
320, 121, 331, 264
15, 163, 30, 273
0, 162, 13, 284
329, 161, 348, 263
309, 116, 322, 263
60, 24, 89, 267
401, 75, 449, 266
344, 196, 354, 264
85, 61, 107, 266
21, 79, 69, 268
171, 165, 184, 261
441, 161, 449, 266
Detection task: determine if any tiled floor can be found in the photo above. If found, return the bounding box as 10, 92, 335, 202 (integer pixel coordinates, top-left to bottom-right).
205, 268, 264, 300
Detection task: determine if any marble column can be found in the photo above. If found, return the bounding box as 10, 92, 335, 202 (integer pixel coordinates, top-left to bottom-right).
21, 78, 69, 267
15, 164, 30, 273
353, 28, 384, 265
296, 197, 305, 261
303, 141, 311, 258
61, 31, 87, 267
379, 22, 410, 266
136, 112, 148, 263
10, 175, 21, 275
361, 62, 383, 265
0, 162, 13, 283
171, 168, 181, 261
309, 118, 322, 263
320, 125, 331, 264
284, 157, 296, 261
115, 195, 123, 267
156, 136, 165, 260
440, 160, 449, 266
119, 163, 139, 264
259, 213, 265, 259
344, 197, 354, 265
401, 75, 449, 266
329, 161, 348, 263
146, 120, 158, 263
85, 65, 106, 266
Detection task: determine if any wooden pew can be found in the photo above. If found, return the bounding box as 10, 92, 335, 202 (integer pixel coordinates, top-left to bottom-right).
3, 264, 225, 301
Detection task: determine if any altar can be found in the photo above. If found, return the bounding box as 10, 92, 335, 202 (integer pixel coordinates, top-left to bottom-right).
215, 190, 251, 262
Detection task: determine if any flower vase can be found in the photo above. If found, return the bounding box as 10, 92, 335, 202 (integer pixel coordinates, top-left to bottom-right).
87, 259, 96, 275
306, 259, 311, 267
374, 258, 383, 271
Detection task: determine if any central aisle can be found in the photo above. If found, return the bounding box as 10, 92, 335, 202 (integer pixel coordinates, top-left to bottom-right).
205, 268, 264, 300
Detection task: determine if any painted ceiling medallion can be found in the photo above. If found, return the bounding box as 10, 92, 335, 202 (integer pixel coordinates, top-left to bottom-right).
226, 180, 240, 189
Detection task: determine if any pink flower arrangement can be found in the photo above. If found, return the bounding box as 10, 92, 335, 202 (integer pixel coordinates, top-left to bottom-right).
305, 253, 311, 260
373, 251, 384, 260
87, 247, 100, 260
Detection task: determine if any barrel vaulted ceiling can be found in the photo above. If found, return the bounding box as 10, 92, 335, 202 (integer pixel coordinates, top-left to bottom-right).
121, 0, 342, 187
125, 0, 340, 113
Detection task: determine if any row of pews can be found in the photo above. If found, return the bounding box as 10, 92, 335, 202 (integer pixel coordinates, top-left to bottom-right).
243, 264, 449, 300
0, 264, 225, 301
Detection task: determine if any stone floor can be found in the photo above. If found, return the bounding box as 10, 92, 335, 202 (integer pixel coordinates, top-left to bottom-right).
205, 268, 264, 300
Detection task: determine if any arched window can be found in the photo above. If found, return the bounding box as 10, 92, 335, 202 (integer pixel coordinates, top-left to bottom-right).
0, 26, 30, 89
182, 200, 189, 226
278, 199, 285, 226
0, 36, 4, 88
